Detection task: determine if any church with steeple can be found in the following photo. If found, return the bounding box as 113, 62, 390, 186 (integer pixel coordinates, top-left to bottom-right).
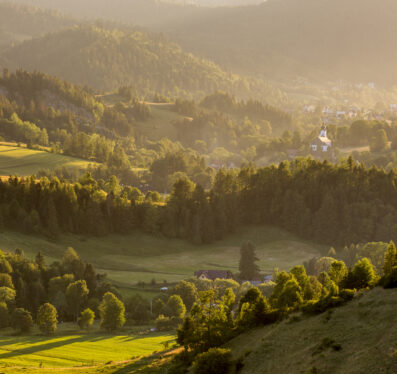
310, 124, 332, 156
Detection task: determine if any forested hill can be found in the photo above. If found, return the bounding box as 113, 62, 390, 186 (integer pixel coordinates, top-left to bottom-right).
158, 0, 397, 86
0, 2, 73, 47
0, 24, 284, 101
11, 0, 397, 86
5, 0, 202, 27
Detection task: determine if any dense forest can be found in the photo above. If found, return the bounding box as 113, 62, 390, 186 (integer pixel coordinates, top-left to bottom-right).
0, 24, 284, 103
2, 157, 397, 249
0, 70, 304, 187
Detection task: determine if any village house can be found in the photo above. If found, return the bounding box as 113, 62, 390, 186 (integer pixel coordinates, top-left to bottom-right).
310, 124, 332, 155
194, 270, 234, 281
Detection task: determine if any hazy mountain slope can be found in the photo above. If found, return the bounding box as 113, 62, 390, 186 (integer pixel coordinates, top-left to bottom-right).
0, 2, 73, 45
11, 0, 397, 86
159, 0, 397, 85
229, 287, 397, 374
0, 25, 285, 102
8, 0, 202, 28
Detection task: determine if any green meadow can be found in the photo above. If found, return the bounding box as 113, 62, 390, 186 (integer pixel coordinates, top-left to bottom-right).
0, 225, 325, 289
0, 144, 95, 176
0, 325, 175, 369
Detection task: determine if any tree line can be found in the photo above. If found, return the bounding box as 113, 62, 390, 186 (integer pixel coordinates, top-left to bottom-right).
0, 246, 126, 334
3, 156, 397, 246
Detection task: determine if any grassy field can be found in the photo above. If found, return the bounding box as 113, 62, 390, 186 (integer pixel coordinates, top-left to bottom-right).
0, 323, 175, 369
0, 144, 95, 176
227, 287, 397, 374
101, 94, 183, 142
0, 225, 325, 289
0, 353, 175, 374
134, 103, 183, 142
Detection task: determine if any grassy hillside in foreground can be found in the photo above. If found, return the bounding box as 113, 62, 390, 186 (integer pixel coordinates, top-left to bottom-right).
228, 287, 397, 374
0, 225, 324, 288
1, 288, 395, 374
0, 322, 174, 368
0, 144, 95, 176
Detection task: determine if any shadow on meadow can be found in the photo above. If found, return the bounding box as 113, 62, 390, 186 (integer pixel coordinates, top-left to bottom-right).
0, 335, 110, 361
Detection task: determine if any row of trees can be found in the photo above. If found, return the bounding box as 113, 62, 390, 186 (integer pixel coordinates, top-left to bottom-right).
4, 156, 397, 246
0, 246, 129, 334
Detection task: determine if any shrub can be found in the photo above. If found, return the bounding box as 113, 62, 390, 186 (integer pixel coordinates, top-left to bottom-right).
301, 296, 344, 315
11, 308, 33, 333
78, 308, 95, 329
339, 289, 355, 301
0, 302, 9, 328
313, 337, 342, 355
193, 348, 233, 374
155, 315, 181, 331
383, 266, 397, 289
168, 350, 194, 374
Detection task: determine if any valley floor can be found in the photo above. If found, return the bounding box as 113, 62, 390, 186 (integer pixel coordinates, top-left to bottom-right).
0, 225, 325, 291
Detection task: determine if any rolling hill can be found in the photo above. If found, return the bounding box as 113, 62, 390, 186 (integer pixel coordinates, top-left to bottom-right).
228, 287, 397, 374
0, 24, 283, 102
0, 2, 73, 47
0, 144, 95, 176
159, 0, 397, 86
6, 0, 202, 27
10, 0, 397, 86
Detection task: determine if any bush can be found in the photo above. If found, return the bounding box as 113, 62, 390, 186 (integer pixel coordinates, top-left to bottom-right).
383, 266, 397, 289
193, 348, 233, 374
168, 350, 194, 374
301, 297, 344, 315
11, 308, 33, 333
78, 308, 95, 329
313, 337, 342, 355
339, 289, 355, 301
0, 302, 9, 328
155, 315, 181, 331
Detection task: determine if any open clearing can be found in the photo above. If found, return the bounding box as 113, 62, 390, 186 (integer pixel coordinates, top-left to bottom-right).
0, 327, 174, 368
0, 225, 325, 288
0, 144, 95, 176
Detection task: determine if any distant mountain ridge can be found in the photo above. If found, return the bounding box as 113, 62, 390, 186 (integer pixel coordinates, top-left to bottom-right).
0, 1, 73, 46
159, 0, 397, 85
0, 24, 285, 103
9, 0, 397, 86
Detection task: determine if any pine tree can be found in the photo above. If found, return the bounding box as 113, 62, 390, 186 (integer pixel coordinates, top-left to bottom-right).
383, 241, 397, 276
239, 241, 260, 280
35, 251, 46, 269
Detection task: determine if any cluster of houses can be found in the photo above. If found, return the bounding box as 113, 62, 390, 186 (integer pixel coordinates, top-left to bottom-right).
303, 105, 360, 121
194, 270, 273, 285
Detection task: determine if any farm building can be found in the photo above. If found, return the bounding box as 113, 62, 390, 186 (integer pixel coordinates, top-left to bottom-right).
194, 270, 233, 281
